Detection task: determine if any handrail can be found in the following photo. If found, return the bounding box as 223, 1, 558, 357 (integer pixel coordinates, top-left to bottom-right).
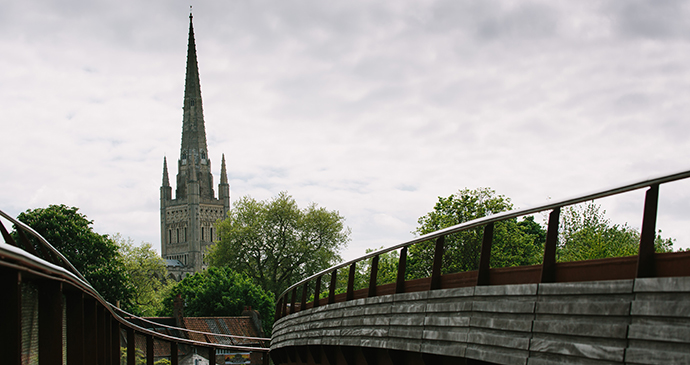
276, 168, 690, 317
0, 208, 271, 364
112, 306, 270, 342
0, 208, 90, 285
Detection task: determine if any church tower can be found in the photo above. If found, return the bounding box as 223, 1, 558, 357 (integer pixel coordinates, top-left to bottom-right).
160, 13, 230, 278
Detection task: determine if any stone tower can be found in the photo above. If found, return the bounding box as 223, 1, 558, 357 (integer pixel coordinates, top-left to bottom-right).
160, 13, 230, 278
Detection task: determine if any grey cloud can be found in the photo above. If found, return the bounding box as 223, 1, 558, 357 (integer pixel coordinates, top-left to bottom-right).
475, 2, 560, 41
608, 0, 690, 40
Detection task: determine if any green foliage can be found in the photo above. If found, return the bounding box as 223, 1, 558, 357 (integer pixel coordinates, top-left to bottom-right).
116, 234, 174, 316
160, 267, 274, 335
120, 347, 171, 365
558, 202, 674, 262
16, 204, 133, 307
208, 191, 350, 298
409, 188, 545, 279
365, 247, 400, 286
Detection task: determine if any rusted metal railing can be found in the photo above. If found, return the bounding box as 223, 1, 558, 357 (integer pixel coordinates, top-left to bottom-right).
0, 209, 270, 365
275, 169, 690, 321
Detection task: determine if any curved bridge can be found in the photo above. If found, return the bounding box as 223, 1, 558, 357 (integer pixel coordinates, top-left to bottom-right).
271, 170, 690, 365
272, 277, 690, 364
0, 209, 270, 365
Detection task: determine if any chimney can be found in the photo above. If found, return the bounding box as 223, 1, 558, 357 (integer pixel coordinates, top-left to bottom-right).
173, 294, 184, 327
241, 306, 263, 337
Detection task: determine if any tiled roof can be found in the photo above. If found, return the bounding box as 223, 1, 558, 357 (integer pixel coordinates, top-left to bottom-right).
126, 316, 267, 359
182, 317, 264, 346
165, 259, 185, 267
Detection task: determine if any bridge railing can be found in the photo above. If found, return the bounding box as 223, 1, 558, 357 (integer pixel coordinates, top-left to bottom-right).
275, 169, 690, 321
0, 209, 270, 365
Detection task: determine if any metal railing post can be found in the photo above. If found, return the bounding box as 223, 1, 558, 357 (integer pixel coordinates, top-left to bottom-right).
395, 246, 408, 294
637, 184, 660, 278
541, 208, 560, 283
346, 262, 356, 301
84, 298, 98, 364
313, 276, 321, 308
66, 292, 85, 365
476, 223, 494, 286
274, 297, 283, 321
98, 305, 106, 365
38, 281, 63, 365
430, 236, 445, 290
281, 293, 288, 317
171, 342, 178, 365
209, 347, 216, 365
300, 282, 308, 312
368, 255, 380, 298
0, 269, 21, 365
111, 319, 120, 365
328, 269, 337, 304
289, 287, 297, 314
127, 327, 135, 365
146, 335, 154, 365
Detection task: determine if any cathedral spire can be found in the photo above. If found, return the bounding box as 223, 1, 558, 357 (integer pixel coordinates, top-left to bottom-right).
180, 10, 208, 166
220, 154, 228, 184
162, 157, 170, 187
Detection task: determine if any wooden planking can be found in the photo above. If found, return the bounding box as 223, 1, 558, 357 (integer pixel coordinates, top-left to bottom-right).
272, 277, 690, 365
626, 277, 690, 365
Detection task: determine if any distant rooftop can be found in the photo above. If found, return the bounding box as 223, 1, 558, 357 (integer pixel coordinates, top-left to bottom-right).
166, 259, 185, 267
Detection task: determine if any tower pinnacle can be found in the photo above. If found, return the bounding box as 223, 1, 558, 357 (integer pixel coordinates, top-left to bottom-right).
162, 157, 170, 187
221, 154, 228, 184
180, 11, 208, 167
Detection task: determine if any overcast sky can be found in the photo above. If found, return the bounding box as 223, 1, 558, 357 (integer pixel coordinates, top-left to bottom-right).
2, 0, 690, 260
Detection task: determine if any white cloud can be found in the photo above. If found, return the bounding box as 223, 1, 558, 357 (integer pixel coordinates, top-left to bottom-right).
2, 0, 690, 262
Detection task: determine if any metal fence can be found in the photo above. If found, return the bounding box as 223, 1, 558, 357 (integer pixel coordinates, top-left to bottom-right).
274, 169, 690, 321
0, 209, 270, 365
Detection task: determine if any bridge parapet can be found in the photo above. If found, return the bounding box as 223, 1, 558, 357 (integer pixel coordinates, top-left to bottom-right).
272, 277, 690, 364
0, 209, 270, 365
272, 170, 690, 365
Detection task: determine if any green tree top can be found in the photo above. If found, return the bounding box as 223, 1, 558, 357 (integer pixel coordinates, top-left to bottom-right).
17, 204, 133, 306
116, 235, 173, 316
558, 202, 674, 262
160, 267, 274, 335
208, 191, 350, 298
410, 188, 545, 278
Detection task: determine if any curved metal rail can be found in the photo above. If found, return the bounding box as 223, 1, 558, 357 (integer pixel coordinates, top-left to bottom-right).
0, 209, 269, 365
274, 168, 690, 321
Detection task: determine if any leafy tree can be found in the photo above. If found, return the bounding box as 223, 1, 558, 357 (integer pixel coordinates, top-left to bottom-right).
159, 267, 274, 335
558, 202, 674, 262
120, 348, 171, 365
116, 234, 174, 316
408, 188, 545, 279
208, 192, 350, 298
16, 204, 133, 306
366, 247, 400, 286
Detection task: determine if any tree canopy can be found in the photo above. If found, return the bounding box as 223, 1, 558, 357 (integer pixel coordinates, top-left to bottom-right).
208, 191, 350, 298
558, 202, 674, 261
408, 188, 545, 279
116, 234, 173, 316
16, 204, 133, 306
160, 267, 274, 335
